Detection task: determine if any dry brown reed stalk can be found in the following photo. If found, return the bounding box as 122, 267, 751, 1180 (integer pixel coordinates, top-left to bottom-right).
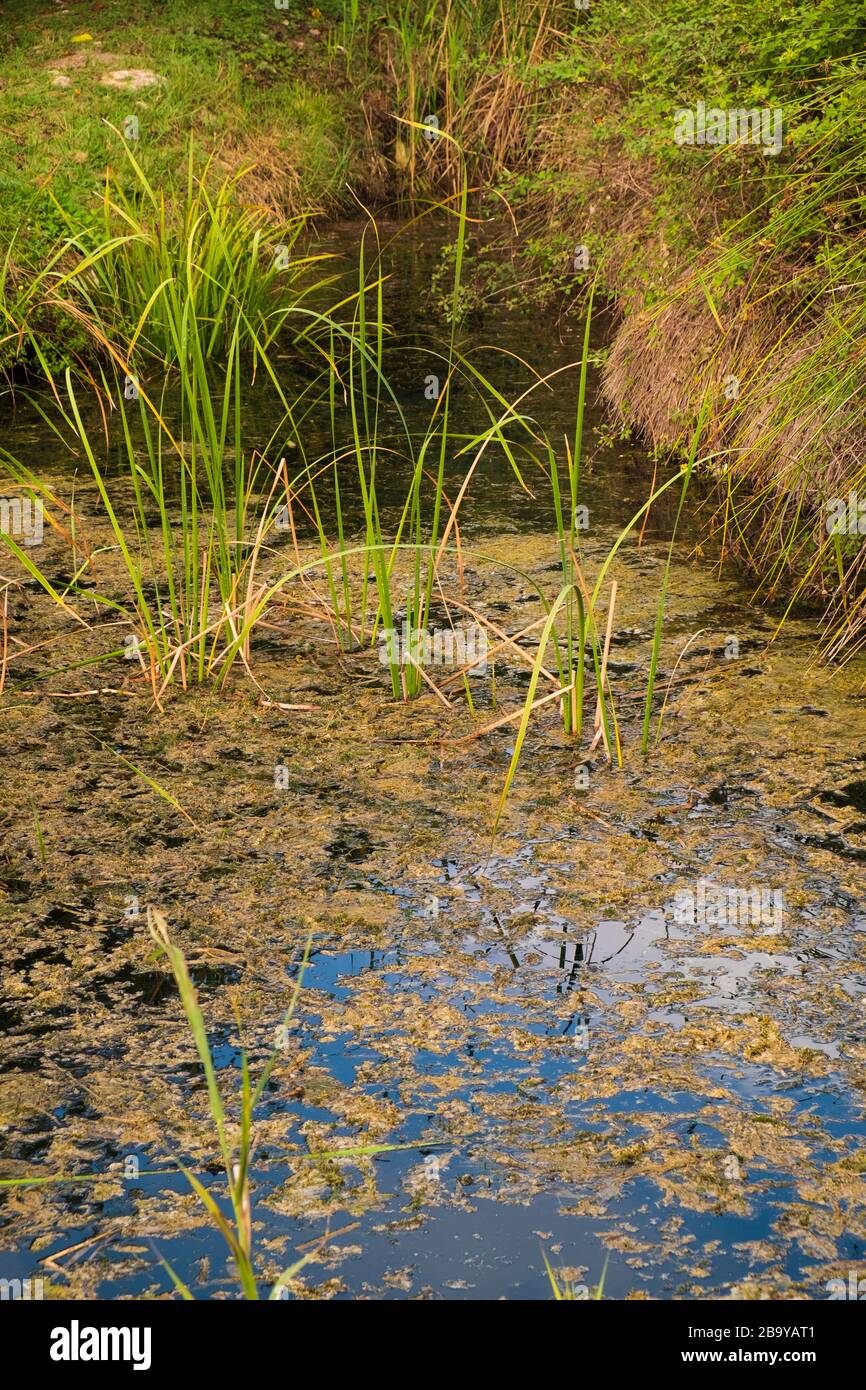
436, 602, 558, 690
446, 678, 574, 746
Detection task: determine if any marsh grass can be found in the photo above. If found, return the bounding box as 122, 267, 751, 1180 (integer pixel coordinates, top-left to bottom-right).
603, 62, 866, 663
479, 295, 702, 827
0, 167, 478, 703
147, 906, 292, 1299
0, 239, 90, 384
1, 208, 350, 703
1, 136, 338, 386
49, 139, 338, 369
1, 161, 692, 837
58, 348, 300, 704
336, 0, 560, 201
544, 1250, 609, 1301
145, 907, 448, 1299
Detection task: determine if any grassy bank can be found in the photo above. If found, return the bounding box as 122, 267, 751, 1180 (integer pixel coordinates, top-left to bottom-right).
0, 0, 356, 249
520, 2, 866, 661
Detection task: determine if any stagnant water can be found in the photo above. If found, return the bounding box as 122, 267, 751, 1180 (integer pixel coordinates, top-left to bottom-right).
1, 225, 864, 1300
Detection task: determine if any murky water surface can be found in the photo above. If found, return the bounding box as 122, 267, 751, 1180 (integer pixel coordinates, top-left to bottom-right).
1, 225, 864, 1299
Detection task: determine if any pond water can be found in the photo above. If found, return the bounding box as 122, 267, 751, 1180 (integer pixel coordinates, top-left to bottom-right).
0, 222, 864, 1300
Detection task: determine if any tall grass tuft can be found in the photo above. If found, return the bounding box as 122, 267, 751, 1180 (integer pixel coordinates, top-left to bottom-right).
49, 138, 336, 369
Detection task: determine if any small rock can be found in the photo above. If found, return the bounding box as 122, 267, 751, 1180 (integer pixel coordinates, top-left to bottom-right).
100, 69, 164, 91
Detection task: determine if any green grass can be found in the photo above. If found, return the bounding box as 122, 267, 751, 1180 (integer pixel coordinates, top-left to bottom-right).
494, 3, 866, 656
544, 1250, 609, 1301
0, 134, 358, 697
0, 169, 528, 708
145, 907, 456, 1298
49, 139, 338, 367
0, 0, 354, 375
330, 1, 866, 659
1, 163, 693, 854
1, 133, 341, 382
147, 906, 438, 1298
146, 905, 296, 1299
